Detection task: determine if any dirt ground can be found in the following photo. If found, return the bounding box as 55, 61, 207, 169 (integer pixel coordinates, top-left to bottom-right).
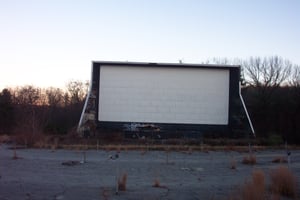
0, 144, 299, 200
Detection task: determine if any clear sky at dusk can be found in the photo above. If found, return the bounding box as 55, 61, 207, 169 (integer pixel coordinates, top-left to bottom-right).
0, 0, 299, 90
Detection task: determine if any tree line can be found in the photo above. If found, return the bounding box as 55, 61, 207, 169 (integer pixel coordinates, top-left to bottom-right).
0, 81, 88, 137
0, 56, 300, 144
241, 56, 300, 144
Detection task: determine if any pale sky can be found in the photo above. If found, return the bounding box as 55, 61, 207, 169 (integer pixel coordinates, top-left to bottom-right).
0, 0, 299, 90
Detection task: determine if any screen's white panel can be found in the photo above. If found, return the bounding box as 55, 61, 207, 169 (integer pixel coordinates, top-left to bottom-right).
99, 66, 229, 124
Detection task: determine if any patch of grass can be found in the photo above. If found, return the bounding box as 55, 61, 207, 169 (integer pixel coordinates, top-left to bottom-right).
267, 134, 283, 146
13, 131, 50, 148
272, 156, 287, 163
225, 145, 236, 152
118, 173, 127, 191
0, 134, 11, 143
270, 194, 280, 200
242, 154, 257, 165
270, 166, 297, 198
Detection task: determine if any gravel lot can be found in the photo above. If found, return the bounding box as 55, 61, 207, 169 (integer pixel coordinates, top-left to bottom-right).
1, 144, 300, 200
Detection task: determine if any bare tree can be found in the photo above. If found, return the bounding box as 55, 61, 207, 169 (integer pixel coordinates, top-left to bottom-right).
66, 80, 88, 105
241, 56, 294, 138
290, 65, 300, 87
12, 85, 41, 105
243, 56, 292, 87
9, 86, 44, 140
46, 87, 64, 107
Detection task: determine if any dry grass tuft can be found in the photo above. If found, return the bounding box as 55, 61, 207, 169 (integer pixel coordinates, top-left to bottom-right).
251, 170, 265, 194
12, 148, 18, 159
140, 148, 147, 155
230, 157, 237, 170
118, 173, 127, 191
240, 181, 264, 200
116, 146, 121, 153
153, 178, 160, 188
101, 187, 111, 200
50, 144, 56, 152
233, 169, 266, 200
187, 147, 193, 155
242, 154, 257, 165
152, 178, 168, 189
229, 167, 297, 200
12, 145, 22, 160
165, 147, 170, 164
272, 156, 287, 163
270, 166, 297, 198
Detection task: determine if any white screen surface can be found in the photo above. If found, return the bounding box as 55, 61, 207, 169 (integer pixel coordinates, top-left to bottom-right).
99, 65, 229, 125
